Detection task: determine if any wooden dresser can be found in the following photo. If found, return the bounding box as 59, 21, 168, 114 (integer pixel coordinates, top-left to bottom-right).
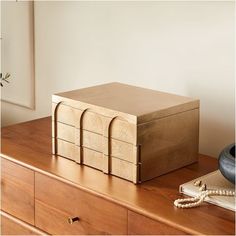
0, 117, 235, 235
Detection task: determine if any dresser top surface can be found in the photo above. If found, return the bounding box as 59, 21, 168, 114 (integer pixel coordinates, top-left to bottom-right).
1, 117, 234, 235
54, 82, 199, 119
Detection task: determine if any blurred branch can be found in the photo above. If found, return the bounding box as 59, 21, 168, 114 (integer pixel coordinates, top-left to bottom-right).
0, 73, 11, 87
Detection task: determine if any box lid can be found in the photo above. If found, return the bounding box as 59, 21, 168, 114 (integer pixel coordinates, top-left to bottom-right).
54, 82, 199, 124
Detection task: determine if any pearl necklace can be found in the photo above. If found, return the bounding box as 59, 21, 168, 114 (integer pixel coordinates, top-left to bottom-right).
174, 180, 235, 209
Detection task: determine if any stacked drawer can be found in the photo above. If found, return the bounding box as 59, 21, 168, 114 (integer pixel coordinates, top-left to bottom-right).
52, 83, 199, 184
1, 158, 127, 235
52, 103, 139, 183
52, 104, 80, 161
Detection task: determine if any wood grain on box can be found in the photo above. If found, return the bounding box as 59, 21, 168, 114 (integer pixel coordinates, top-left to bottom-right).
52, 82, 199, 183
1, 159, 35, 225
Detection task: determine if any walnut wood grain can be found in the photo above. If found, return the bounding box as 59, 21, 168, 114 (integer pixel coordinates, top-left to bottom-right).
35, 200, 105, 235
35, 173, 127, 235
0, 211, 46, 235
128, 211, 187, 235
1, 159, 34, 225
1, 117, 235, 235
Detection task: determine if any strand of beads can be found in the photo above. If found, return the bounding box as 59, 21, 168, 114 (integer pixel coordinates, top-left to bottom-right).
174, 196, 203, 208
174, 181, 235, 209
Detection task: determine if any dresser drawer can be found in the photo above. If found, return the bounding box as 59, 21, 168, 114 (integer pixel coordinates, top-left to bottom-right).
1, 211, 45, 235
35, 173, 127, 235
128, 211, 187, 235
1, 159, 34, 225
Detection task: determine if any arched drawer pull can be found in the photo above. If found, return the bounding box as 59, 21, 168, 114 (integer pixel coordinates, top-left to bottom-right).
68, 217, 80, 224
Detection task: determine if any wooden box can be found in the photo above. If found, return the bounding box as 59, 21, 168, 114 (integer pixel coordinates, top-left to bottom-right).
52, 82, 199, 183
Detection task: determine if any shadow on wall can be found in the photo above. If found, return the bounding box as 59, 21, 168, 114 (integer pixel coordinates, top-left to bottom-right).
199, 118, 234, 158
186, 80, 234, 158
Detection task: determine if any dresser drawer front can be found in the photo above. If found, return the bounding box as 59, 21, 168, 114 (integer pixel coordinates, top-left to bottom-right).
1, 215, 35, 235
1, 159, 34, 225
128, 211, 186, 235
1, 211, 45, 235
35, 173, 127, 235
35, 200, 104, 235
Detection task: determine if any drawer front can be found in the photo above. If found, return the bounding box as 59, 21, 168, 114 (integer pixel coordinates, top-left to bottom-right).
82, 112, 136, 145
35, 200, 104, 235
82, 130, 103, 152
35, 173, 127, 235
1, 159, 34, 225
53, 103, 81, 127
109, 139, 137, 163
57, 122, 76, 143
82, 150, 137, 182
128, 211, 187, 235
110, 157, 136, 182
82, 130, 137, 164
82, 110, 103, 134
56, 138, 79, 161
83, 148, 103, 170
110, 117, 136, 144
53, 103, 75, 125
1, 212, 45, 235
53, 104, 137, 145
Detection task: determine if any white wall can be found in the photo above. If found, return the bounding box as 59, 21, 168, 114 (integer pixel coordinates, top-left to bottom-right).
1, 1, 235, 157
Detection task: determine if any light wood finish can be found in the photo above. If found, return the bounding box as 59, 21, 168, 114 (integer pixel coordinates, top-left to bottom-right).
110, 156, 137, 182
1, 117, 235, 235
0, 211, 46, 235
35, 173, 127, 235
56, 122, 76, 143
53, 82, 199, 123
82, 110, 104, 134
1, 159, 34, 225
110, 117, 136, 144
128, 211, 187, 235
56, 138, 80, 161
139, 108, 199, 181
82, 130, 103, 152
53, 83, 199, 183
109, 138, 137, 162
52, 102, 82, 127
83, 151, 138, 182
83, 148, 103, 170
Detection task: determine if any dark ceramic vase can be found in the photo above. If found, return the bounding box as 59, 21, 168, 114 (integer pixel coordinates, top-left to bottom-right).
218, 143, 235, 184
